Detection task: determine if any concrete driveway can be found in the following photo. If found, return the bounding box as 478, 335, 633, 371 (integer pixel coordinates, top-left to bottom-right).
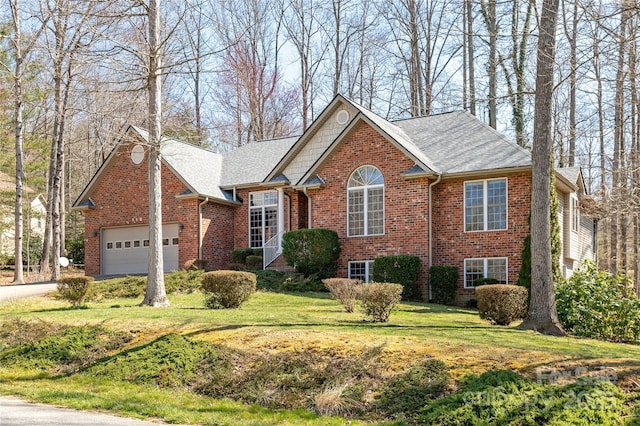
0, 282, 59, 303
0, 396, 172, 425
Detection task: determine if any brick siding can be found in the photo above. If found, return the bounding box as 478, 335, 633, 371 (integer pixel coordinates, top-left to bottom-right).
83, 142, 233, 275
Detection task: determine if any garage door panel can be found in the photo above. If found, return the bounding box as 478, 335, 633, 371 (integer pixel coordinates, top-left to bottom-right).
103, 224, 179, 275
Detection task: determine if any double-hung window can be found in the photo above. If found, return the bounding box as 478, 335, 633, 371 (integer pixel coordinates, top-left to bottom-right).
348, 260, 374, 282
249, 191, 278, 248
348, 165, 384, 236
464, 258, 508, 287
464, 178, 507, 231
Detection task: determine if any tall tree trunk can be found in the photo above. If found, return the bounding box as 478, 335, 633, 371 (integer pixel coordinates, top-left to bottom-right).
563, 0, 578, 166
594, 29, 608, 270
612, 4, 629, 275
467, 0, 476, 115
487, 0, 497, 129
11, 0, 24, 284
141, 0, 169, 307
520, 0, 564, 336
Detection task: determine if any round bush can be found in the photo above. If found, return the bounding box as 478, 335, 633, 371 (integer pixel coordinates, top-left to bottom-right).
357, 282, 403, 322
57, 276, 94, 307
281, 229, 340, 278
476, 284, 528, 325
322, 278, 361, 312
201, 270, 256, 309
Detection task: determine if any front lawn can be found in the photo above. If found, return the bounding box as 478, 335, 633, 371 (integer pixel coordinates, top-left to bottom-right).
1, 286, 639, 424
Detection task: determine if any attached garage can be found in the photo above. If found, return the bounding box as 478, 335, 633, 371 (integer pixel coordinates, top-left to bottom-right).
101, 224, 179, 275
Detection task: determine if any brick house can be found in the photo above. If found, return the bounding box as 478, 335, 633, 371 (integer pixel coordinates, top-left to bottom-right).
72, 95, 596, 300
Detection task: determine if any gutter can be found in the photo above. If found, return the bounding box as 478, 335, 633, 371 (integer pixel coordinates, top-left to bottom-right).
428, 173, 442, 300
198, 197, 209, 260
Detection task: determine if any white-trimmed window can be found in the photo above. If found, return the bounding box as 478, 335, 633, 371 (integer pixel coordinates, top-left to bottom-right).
249, 191, 278, 248
464, 178, 507, 232
349, 260, 374, 282
464, 257, 508, 288
571, 197, 579, 233
348, 165, 384, 236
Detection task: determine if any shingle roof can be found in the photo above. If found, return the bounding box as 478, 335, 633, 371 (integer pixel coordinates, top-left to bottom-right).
556, 167, 581, 186
131, 127, 229, 201
343, 98, 439, 173
394, 111, 532, 174
220, 136, 298, 187
75, 97, 538, 210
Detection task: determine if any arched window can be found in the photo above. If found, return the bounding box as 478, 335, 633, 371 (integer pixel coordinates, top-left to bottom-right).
347, 165, 384, 236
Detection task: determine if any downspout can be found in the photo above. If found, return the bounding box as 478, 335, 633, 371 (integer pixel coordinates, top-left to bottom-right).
198, 197, 209, 260
428, 174, 442, 300
303, 187, 312, 229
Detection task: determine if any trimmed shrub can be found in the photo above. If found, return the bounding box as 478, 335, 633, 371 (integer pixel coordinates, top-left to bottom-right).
372, 255, 420, 299
281, 229, 340, 278
279, 273, 326, 292
429, 265, 458, 305
473, 277, 500, 287
476, 284, 528, 325
556, 261, 640, 343
252, 248, 263, 257
245, 255, 263, 270
377, 358, 450, 416
357, 283, 403, 322
57, 276, 94, 307
201, 270, 256, 309
322, 278, 361, 312
231, 248, 254, 265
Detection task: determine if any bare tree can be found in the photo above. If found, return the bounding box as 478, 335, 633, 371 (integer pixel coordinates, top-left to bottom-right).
39, 0, 96, 280
280, 0, 326, 129
2, 0, 47, 284
498, 0, 534, 147
520, 0, 564, 336
141, 0, 169, 307
465, 0, 476, 115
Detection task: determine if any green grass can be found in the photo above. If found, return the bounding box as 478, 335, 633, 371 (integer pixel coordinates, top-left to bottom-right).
7, 291, 640, 360
1, 289, 640, 424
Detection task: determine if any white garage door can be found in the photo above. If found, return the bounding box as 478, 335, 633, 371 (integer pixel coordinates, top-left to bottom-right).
102, 224, 179, 275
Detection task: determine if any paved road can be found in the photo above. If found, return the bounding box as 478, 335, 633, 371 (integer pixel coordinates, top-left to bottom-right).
0, 397, 171, 425
0, 282, 58, 303
0, 285, 177, 425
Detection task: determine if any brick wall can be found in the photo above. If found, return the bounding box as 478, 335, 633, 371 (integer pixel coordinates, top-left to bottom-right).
84, 143, 201, 275
432, 174, 531, 300
201, 202, 235, 269
308, 121, 432, 294
306, 120, 531, 301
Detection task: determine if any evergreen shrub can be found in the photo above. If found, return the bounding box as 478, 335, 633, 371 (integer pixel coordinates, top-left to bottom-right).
281, 229, 340, 278
429, 265, 458, 304
201, 270, 256, 309
372, 255, 420, 299
245, 255, 263, 270
231, 248, 254, 265
556, 261, 640, 343
476, 284, 528, 325
57, 276, 94, 307
376, 358, 450, 416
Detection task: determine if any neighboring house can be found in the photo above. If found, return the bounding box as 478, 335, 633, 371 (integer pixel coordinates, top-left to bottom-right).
0, 171, 47, 256
72, 95, 596, 301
